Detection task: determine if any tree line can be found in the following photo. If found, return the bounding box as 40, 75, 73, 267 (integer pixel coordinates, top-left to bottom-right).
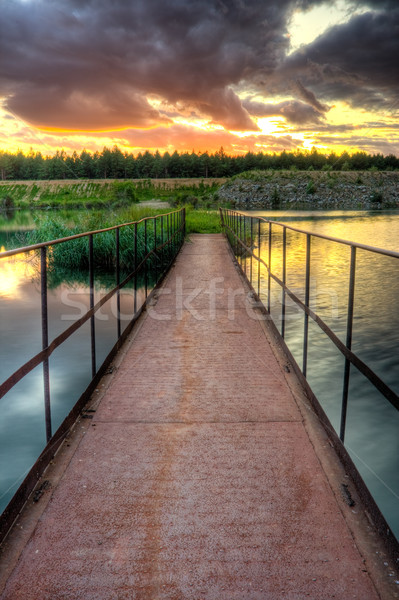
0, 146, 398, 181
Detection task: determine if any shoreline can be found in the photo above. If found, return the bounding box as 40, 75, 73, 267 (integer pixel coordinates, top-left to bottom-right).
218, 170, 399, 210
1, 172, 399, 211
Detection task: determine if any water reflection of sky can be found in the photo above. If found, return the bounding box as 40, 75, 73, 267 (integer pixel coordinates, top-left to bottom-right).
0, 242, 147, 512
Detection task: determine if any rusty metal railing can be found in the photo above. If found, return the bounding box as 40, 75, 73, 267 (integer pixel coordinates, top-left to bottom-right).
220, 208, 399, 552
0, 207, 185, 539
220, 208, 399, 440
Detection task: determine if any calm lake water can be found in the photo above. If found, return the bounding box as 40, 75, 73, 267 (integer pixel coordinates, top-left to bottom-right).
1, 208, 398, 541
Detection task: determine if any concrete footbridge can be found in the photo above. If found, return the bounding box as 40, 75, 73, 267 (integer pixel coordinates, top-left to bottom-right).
0, 218, 398, 598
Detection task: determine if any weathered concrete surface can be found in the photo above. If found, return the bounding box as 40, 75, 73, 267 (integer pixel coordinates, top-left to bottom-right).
0, 235, 395, 599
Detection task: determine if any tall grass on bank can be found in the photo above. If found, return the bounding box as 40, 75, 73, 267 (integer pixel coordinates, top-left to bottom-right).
19, 206, 222, 258
9, 206, 222, 286
21, 207, 174, 284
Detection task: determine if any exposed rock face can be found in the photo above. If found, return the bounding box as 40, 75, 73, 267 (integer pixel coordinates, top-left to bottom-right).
217, 171, 399, 210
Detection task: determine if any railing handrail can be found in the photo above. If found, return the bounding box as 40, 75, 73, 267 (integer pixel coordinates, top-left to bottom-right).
220, 208, 399, 556
220, 208, 399, 416
235, 210, 399, 259
0, 208, 180, 258
1, 207, 185, 402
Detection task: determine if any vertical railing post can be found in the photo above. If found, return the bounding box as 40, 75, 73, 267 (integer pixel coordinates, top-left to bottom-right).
170, 212, 173, 256
250, 217, 253, 286
237, 212, 240, 259
165, 213, 169, 262
257, 219, 261, 298
41, 246, 52, 442
174, 211, 176, 251
116, 227, 121, 339
134, 222, 138, 314
154, 217, 157, 284
232, 212, 235, 255
171, 211, 173, 258
243, 216, 247, 276
160, 215, 164, 274
281, 227, 287, 338
171, 210, 173, 250
340, 246, 357, 442
175, 210, 178, 250
89, 234, 96, 378
243, 215, 245, 270
144, 219, 148, 298
303, 234, 311, 377
268, 222, 272, 313
235, 212, 238, 257
238, 215, 242, 266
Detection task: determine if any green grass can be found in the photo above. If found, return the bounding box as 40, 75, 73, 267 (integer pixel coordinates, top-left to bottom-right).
0, 179, 222, 210
114, 204, 223, 235
184, 208, 222, 233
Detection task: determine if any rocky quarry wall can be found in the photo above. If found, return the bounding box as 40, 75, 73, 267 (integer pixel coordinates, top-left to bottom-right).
217, 171, 399, 210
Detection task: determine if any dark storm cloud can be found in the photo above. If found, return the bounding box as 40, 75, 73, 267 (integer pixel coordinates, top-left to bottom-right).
356, 0, 398, 8
294, 81, 330, 114
279, 5, 399, 112
0, 0, 397, 135
243, 99, 324, 124
0, 0, 333, 132
313, 134, 399, 155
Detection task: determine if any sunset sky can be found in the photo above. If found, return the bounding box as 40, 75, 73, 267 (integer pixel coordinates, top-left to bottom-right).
0, 0, 398, 157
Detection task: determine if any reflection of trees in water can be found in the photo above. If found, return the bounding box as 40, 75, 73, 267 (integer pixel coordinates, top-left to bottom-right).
44, 266, 158, 291
4, 216, 180, 289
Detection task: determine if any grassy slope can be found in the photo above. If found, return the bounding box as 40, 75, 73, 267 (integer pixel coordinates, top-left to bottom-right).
0, 178, 225, 209
0, 179, 225, 234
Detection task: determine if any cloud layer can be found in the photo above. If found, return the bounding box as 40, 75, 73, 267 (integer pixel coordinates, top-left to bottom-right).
0, 0, 398, 154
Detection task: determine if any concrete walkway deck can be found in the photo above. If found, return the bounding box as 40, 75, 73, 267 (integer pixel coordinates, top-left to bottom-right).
0, 235, 395, 599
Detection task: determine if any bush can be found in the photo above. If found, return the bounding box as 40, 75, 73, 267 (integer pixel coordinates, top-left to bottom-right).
169, 196, 180, 208
109, 181, 137, 204
370, 190, 383, 203
306, 179, 316, 194
186, 195, 199, 209
0, 194, 14, 209
271, 186, 280, 208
